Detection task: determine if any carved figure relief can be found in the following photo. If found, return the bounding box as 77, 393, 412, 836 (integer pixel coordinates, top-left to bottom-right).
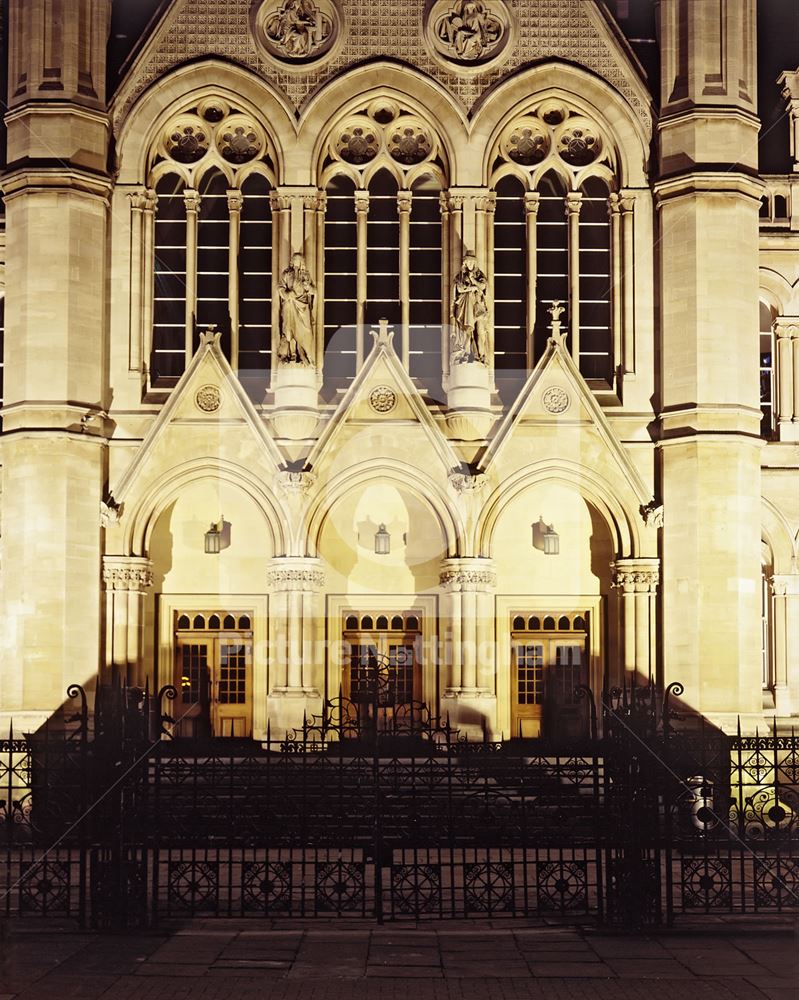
451, 253, 489, 365
425, 0, 512, 70
277, 253, 316, 366
436, 1, 503, 61
253, 0, 339, 64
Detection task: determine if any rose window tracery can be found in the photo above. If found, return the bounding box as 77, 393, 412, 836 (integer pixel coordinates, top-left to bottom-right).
155, 106, 271, 180
326, 105, 441, 179
497, 104, 609, 178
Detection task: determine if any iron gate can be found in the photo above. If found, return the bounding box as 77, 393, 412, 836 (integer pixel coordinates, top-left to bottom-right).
1, 676, 799, 927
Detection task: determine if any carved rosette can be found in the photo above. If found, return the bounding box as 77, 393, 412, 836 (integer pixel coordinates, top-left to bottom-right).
268, 559, 325, 592
542, 386, 570, 414
611, 561, 660, 594
368, 385, 397, 414
439, 561, 496, 592
102, 557, 154, 592
195, 384, 221, 412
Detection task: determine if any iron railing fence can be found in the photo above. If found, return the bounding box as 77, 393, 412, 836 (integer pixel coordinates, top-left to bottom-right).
1, 675, 798, 927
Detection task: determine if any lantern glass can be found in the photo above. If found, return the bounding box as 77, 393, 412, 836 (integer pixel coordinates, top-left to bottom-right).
374, 523, 390, 555
204, 522, 221, 554
543, 526, 559, 555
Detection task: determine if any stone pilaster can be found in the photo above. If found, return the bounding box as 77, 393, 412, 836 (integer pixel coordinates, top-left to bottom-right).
266, 557, 324, 738
779, 69, 799, 172
611, 559, 660, 686
102, 556, 154, 687
773, 317, 799, 441
770, 574, 799, 717
439, 557, 497, 739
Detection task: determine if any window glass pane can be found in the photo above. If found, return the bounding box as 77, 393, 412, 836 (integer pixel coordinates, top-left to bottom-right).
196, 169, 231, 357
409, 175, 442, 385
239, 172, 272, 380
516, 644, 544, 705
578, 176, 611, 382
324, 174, 357, 382
152, 173, 187, 381
534, 171, 569, 365
493, 174, 527, 372
366, 170, 400, 330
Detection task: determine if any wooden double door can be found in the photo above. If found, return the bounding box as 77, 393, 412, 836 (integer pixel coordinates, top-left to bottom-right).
511, 613, 589, 740
175, 612, 253, 738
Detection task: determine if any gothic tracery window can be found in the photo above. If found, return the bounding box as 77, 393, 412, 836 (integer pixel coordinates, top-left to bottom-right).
142, 100, 276, 389
321, 101, 446, 387
491, 100, 619, 385
759, 298, 775, 438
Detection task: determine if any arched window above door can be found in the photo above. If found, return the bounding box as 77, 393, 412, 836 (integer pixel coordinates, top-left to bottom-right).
138, 99, 277, 391
490, 99, 623, 388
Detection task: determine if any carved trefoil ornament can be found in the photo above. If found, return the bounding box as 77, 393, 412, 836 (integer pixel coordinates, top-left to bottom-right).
253, 0, 340, 65
426, 0, 512, 70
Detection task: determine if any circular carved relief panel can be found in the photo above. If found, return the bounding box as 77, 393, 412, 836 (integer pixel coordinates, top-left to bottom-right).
195, 385, 221, 412
424, 0, 514, 74
252, 0, 341, 66
542, 386, 570, 414
369, 386, 397, 414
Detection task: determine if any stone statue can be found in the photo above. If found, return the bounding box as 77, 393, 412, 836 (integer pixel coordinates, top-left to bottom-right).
436, 1, 503, 61
265, 0, 331, 58
277, 253, 316, 366
451, 252, 489, 365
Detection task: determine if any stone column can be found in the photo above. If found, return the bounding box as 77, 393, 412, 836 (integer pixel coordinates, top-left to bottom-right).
398, 189, 412, 369
524, 191, 540, 366
440, 191, 452, 385
102, 557, 153, 687
266, 557, 324, 738
183, 189, 200, 361
611, 559, 660, 685
226, 189, 243, 370
771, 574, 799, 716
354, 189, 369, 368
565, 191, 583, 361
608, 192, 622, 386
619, 191, 636, 374
439, 558, 497, 738
127, 189, 148, 372
779, 69, 799, 171
774, 317, 799, 441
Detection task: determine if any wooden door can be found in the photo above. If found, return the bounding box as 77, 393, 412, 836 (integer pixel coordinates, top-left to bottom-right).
175, 631, 253, 739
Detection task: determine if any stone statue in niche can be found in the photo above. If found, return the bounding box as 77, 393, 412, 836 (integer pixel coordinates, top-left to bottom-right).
451, 253, 489, 365
264, 0, 332, 58
277, 253, 316, 366
436, 1, 503, 61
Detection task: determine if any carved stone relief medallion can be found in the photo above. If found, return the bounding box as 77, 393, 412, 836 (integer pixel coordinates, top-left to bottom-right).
542, 386, 570, 414
252, 0, 341, 66
424, 0, 514, 73
368, 385, 398, 414
195, 384, 222, 412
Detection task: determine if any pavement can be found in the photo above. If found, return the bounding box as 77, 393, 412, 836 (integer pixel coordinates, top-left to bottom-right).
0, 918, 797, 1000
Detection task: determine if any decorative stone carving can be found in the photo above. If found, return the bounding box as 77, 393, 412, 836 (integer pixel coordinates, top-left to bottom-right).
102, 557, 154, 592
368, 386, 397, 414
165, 119, 209, 163
195, 384, 221, 412
268, 566, 326, 590
426, 0, 511, 69
542, 386, 570, 414
611, 561, 660, 593
218, 119, 262, 164
387, 122, 432, 165
448, 470, 488, 496
498, 104, 608, 181
277, 253, 316, 366
100, 496, 123, 527
640, 500, 664, 529
199, 326, 222, 348
439, 567, 497, 591
276, 469, 317, 497
451, 253, 489, 365
254, 0, 339, 64
329, 105, 438, 175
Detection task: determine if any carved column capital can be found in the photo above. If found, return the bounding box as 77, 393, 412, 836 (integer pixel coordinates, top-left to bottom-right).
439, 558, 496, 592
774, 316, 799, 339
619, 191, 637, 214
268, 557, 325, 592
227, 189, 244, 213
640, 499, 664, 528
771, 573, 799, 597
102, 556, 153, 592
523, 191, 541, 216
448, 470, 488, 497
183, 189, 201, 213
354, 189, 370, 214
607, 191, 621, 216
396, 190, 413, 214
564, 191, 583, 217
611, 558, 660, 594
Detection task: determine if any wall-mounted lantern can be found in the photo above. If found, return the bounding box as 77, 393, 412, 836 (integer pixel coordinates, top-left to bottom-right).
532, 515, 559, 555
204, 518, 223, 554
374, 523, 391, 555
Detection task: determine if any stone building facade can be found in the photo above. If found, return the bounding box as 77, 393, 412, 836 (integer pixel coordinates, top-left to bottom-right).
0, 0, 797, 740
